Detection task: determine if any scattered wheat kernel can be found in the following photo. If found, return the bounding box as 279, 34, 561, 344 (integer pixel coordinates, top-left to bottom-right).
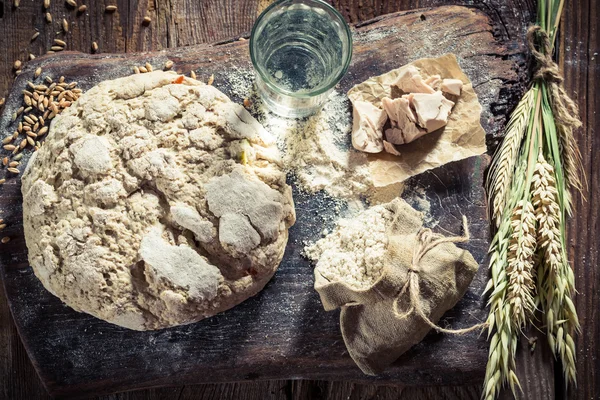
13, 60, 22, 70
44, 0, 50, 8
207, 74, 214, 85
2, 137, 12, 145
35, 67, 42, 78
12, 132, 18, 140
31, 32, 40, 41
46, 13, 53, 23
105, 5, 117, 12
19, 140, 27, 149
16, 107, 24, 116
24, 106, 32, 113
8, 167, 19, 173
145, 62, 153, 72
54, 39, 67, 46
13, 0, 19, 8
0, 179, 5, 185
62, 19, 69, 32
29, 53, 36, 61
0, 98, 4, 107
139, 66, 148, 73
243, 98, 252, 108
8, 161, 18, 168
38, 127, 49, 136
11, 112, 17, 121
164, 60, 174, 70
190, 70, 196, 79
51, 46, 64, 51
2, 158, 7, 165
66, 0, 76, 7
239, 37, 246, 41
142, 16, 151, 25
1, 237, 10, 244
3, 145, 15, 151
78, 4, 87, 12
92, 41, 98, 52
27, 137, 35, 146
14, 154, 23, 161
26, 131, 37, 138
59, 76, 65, 83
0, 224, 6, 230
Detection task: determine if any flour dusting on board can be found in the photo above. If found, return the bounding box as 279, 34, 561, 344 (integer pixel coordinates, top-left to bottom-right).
259, 91, 372, 199
221, 68, 373, 199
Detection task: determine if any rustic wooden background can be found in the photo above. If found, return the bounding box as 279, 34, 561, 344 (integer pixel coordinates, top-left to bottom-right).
0, 0, 597, 399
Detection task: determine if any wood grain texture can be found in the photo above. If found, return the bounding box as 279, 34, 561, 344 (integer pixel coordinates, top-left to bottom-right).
0, 7, 527, 398
560, 0, 600, 399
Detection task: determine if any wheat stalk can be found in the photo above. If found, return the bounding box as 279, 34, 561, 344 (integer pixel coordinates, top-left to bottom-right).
483, 222, 519, 400
487, 89, 536, 227
532, 154, 579, 385
506, 200, 537, 326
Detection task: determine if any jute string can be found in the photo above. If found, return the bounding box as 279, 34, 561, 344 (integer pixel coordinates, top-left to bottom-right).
527, 25, 582, 130
392, 216, 487, 334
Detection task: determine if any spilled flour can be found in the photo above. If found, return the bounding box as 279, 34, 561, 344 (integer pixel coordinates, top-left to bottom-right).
222, 69, 372, 200
256, 91, 372, 199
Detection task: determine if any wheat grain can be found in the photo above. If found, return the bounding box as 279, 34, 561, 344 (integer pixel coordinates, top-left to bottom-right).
66, 0, 77, 7
78, 5, 87, 13
1, 237, 10, 244
46, 12, 53, 23
92, 41, 98, 52
44, 0, 50, 8
62, 19, 69, 32
164, 60, 173, 70
105, 5, 117, 12
487, 89, 536, 226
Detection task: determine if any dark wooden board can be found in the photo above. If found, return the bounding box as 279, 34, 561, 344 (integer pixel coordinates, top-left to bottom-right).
0, 6, 527, 399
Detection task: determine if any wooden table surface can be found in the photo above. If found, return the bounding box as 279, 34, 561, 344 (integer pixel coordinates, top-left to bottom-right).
0, 1, 597, 400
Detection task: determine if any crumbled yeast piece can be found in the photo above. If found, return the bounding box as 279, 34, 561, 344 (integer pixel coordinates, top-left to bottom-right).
390, 65, 436, 94
351, 100, 387, 153
424, 74, 442, 90
411, 91, 455, 133
441, 78, 463, 96
381, 97, 427, 146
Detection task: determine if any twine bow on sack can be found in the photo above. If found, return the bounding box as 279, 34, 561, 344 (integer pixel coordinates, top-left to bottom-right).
392, 216, 487, 334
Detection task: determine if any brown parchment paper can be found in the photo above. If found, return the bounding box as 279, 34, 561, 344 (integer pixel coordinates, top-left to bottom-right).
347, 54, 487, 186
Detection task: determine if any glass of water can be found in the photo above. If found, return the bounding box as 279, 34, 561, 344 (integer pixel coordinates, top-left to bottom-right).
250, 0, 352, 118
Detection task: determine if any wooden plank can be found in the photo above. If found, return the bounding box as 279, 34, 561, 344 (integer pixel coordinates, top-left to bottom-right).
0, 6, 527, 398
560, 0, 600, 399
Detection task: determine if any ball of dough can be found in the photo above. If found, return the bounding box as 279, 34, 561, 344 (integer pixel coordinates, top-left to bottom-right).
21, 71, 295, 330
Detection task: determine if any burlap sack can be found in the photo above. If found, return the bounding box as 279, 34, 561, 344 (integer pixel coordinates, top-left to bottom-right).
314, 199, 481, 375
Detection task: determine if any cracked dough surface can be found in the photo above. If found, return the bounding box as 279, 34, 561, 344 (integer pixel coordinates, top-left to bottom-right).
21, 71, 296, 330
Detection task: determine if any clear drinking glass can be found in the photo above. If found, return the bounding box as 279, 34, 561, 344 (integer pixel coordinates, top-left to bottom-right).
250, 0, 352, 118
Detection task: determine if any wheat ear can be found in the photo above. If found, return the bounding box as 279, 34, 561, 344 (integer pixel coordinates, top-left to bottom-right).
557, 124, 585, 211
506, 200, 537, 327
487, 89, 536, 227
532, 154, 579, 385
